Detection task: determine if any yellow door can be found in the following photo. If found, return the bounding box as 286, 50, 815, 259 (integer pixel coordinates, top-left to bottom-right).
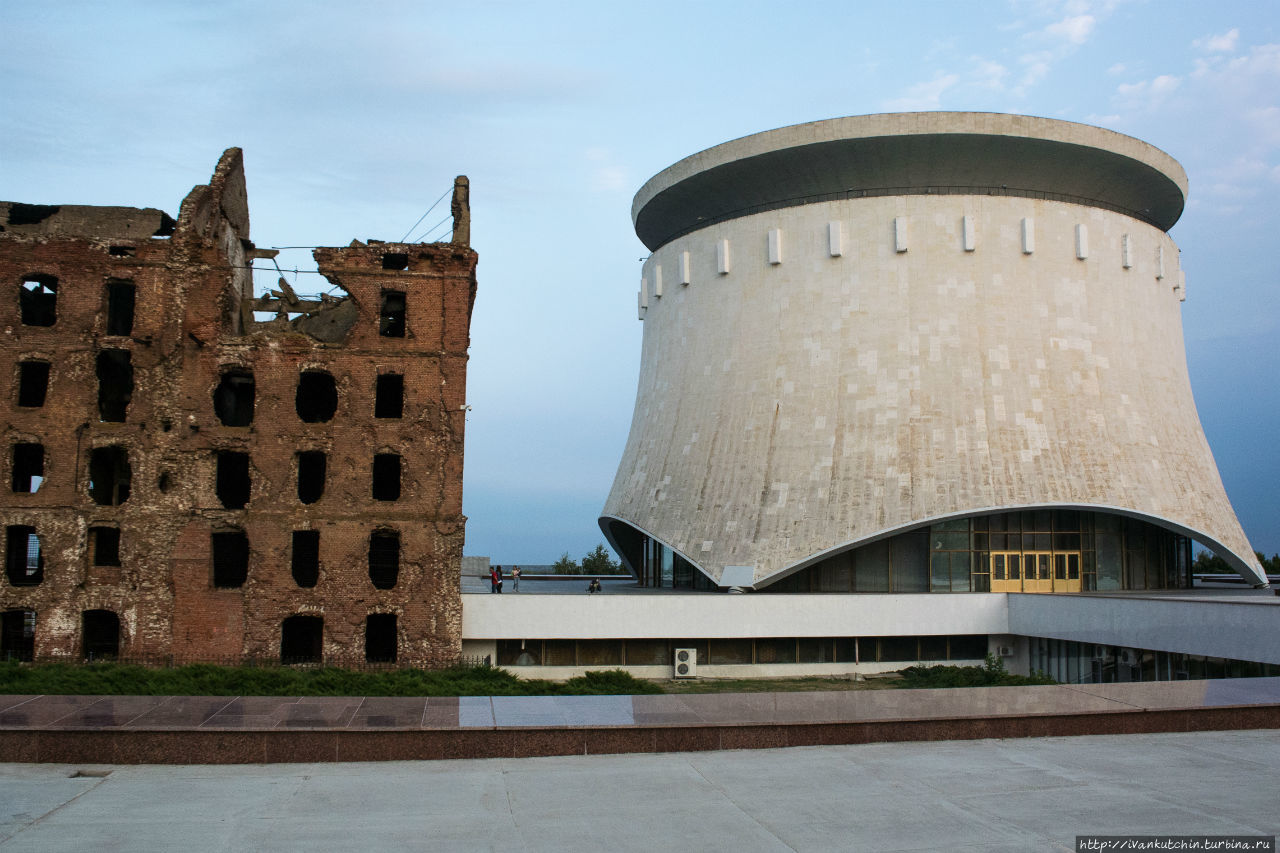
991, 552, 1024, 592
1053, 552, 1082, 592
1025, 552, 1053, 592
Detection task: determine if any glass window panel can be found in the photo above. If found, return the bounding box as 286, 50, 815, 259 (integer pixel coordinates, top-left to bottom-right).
755, 638, 796, 664
1009, 554, 1021, 580
950, 552, 971, 591
1054, 554, 1066, 580
1035, 532, 1052, 550
797, 638, 832, 663
879, 637, 918, 662
972, 571, 991, 592
891, 531, 929, 592
1068, 554, 1080, 579
1034, 510, 1053, 531
972, 516, 989, 531
988, 515, 1005, 532
931, 531, 969, 551
992, 553, 1005, 580
577, 640, 622, 665
974, 532, 988, 551
835, 638, 858, 662
919, 636, 947, 661
1039, 553, 1051, 579
1054, 532, 1081, 550
949, 635, 987, 660
1006, 533, 1021, 550
543, 640, 575, 666
709, 639, 753, 665
624, 639, 668, 665
934, 519, 970, 531
857, 637, 880, 662
930, 552, 951, 592
854, 540, 889, 592
1054, 510, 1080, 530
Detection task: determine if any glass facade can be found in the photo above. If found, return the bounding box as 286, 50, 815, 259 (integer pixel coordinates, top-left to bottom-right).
762, 510, 1192, 593
1030, 637, 1277, 683
633, 536, 717, 590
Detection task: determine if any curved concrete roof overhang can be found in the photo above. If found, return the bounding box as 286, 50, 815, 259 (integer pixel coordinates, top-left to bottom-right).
633, 112, 1188, 252
603, 505, 1268, 590
599, 515, 721, 586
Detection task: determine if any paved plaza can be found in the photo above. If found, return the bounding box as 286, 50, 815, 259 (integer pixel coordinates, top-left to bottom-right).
1, 729, 1277, 852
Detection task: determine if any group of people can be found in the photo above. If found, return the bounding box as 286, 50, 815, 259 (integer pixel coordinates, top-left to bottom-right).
487, 566, 604, 594
488, 565, 520, 593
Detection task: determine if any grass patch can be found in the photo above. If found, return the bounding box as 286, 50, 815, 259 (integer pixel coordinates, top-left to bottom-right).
0, 661, 661, 697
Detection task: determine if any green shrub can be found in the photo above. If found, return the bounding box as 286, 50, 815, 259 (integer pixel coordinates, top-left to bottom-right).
897, 654, 1057, 689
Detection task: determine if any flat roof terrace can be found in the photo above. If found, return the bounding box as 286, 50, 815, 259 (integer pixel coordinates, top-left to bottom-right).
633, 112, 1188, 250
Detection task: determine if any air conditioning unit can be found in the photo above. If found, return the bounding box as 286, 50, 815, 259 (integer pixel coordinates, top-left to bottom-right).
997, 645, 1014, 657
673, 648, 697, 679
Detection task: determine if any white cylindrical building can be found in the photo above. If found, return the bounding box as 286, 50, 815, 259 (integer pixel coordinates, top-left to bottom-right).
601, 112, 1265, 592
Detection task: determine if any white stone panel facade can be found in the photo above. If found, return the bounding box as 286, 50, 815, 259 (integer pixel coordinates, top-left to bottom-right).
602, 114, 1264, 587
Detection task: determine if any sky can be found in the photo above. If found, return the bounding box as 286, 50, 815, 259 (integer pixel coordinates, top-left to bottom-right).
2, 0, 1277, 563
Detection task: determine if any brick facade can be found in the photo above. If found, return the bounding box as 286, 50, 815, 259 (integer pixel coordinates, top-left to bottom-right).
0, 148, 475, 667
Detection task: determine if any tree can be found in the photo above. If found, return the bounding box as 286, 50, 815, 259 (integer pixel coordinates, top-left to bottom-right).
581, 543, 621, 575
552, 552, 579, 574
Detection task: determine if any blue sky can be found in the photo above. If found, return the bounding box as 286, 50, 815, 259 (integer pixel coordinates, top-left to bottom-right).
3, 1, 1277, 562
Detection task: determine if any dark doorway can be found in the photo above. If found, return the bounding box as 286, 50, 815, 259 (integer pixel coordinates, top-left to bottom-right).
291, 530, 320, 588
368, 530, 400, 589
213, 370, 255, 427
296, 371, 338, 422
88, 446, 131, 505
215, 450, 251, 509
379, 290, 406, 337
19, 276, 57, 326
11, 443, 44, 493
82, 610, 120, 660
297, 451, 326, 504
211, 529, 249, 588
375, 374, 404, 419
1, 610, 35, 661
281, 615, 323, 663
17, 361, 50, 408
105, 279, 136, 336
5, 526, 42, 586
372, 453, 401, 501
96, 349, 133, 422
365, 614, 397, 663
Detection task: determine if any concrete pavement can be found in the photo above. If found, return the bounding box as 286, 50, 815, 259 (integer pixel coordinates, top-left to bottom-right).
1, 729, 1277, 852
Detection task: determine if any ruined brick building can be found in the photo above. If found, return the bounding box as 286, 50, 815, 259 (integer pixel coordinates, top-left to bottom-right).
0, 149, 476, 667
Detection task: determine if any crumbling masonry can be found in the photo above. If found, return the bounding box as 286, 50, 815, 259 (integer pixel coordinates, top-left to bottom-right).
0, 149, 476, 666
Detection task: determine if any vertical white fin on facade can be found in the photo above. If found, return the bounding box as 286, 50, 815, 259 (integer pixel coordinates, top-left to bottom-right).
654, 264, 664, 297
828, 221, 843, 257
716, 239, 731, 275
1075, 224, 1089, 260
962, 216, 976, 252
1122, 234, 1133, 269
1021, 217, 1035, 254
1155, 245, 1165, 280
894, 216, 908, 253
679, 251, 691, 286
768, 229, 783, 265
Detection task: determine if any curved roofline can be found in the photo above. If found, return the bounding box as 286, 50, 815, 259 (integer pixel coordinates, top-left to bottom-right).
751, 503, 1267, 590
598, 515, 719, 587
633, 112, 1188, 251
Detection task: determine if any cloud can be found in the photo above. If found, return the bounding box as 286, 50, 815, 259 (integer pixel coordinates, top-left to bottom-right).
882, 73, 959, 111
1194, 28, 1240, 53
1045, 14, 1095, 46
1107, 63, 1127, 75
971, 58, 1009, 90
585, 148, 628, 193
1114, 74, 1180, 108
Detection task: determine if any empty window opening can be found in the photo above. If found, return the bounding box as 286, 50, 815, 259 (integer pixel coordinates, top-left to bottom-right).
382, 252, 409, 271
365, 614, 397, 663
213, 370, 255, 427
157, 472, 172, 493
90, 526, 121, 567
19, 276, 57, 326
105, 280, 136, 336
281, 615, 323, 664
291, 530, 320, 588
295, 371, 337, 422
11, 443, 44, 493
88, 446, 131, 505
297, 451, 326, 505
5, 526, 43, 586
372, 453, 401, 502
379, 290, 406, 337
375, 374, 404, 419
17, 361, 50, 408
96, 349, 133, 422
1, 610, 35, 662
82, 610, 120, 660
215, 451, 250, 509
108, 245, 135, 257
211, 529, 249, 588
368, 530, 400, 589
